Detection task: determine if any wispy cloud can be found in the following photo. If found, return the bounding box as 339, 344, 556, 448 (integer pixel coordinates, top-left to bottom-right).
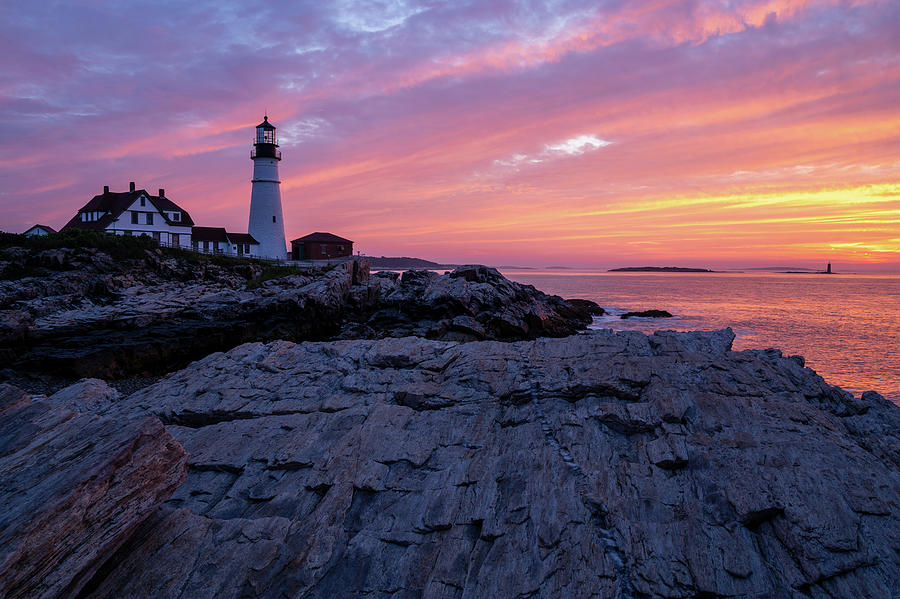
0, 0, 897, 266
495, 134, 612, 169
332, 0, 430, 33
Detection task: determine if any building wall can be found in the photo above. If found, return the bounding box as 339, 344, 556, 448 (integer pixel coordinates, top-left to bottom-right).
103, 196, 192, 246
248, 157, 287, 259
24, 227, 51, 237
291, 241, 353, 260
190, 239, 259, 257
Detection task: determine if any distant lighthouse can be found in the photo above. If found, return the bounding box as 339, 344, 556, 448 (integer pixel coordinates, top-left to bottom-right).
248, 116, 287, 259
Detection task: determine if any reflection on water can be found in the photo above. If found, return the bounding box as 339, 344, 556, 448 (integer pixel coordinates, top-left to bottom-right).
502, 270, 900, 404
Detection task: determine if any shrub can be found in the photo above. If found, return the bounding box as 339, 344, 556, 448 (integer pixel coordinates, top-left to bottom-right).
0, 229, 157, 259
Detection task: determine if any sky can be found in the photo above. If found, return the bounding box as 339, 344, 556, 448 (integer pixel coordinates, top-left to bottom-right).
1, 0, 899, 270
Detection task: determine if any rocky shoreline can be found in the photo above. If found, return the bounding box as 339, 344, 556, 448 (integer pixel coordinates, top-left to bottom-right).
1, 241, 898, 598
1, 245, 597, 387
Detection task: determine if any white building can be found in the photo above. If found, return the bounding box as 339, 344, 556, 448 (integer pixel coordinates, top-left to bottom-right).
23, 224, 56, 237
191, 226, 260, 257
248, 116, 287, 260
61, 183, 194, 247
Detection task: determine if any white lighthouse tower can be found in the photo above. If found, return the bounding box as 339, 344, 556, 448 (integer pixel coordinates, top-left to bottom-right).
248, 116, 287, 259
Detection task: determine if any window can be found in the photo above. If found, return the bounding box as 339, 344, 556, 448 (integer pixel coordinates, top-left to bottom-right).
140, 197, 146, 207
146, 213, 153, 225
131, 212, 138, 224
272, 216, 276, 223
152, 232, 160, 242
172, 234, 179, 246
203, 241, 209, 252
172, 212, 180, 222
245, 244, 250, 254
81, 213, 86, 222
192, 240, 198, 250
321, 245, 327, 255
338, 245, 344, 252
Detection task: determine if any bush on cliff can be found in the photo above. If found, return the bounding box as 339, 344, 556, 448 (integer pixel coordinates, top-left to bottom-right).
0, 230, 158, 259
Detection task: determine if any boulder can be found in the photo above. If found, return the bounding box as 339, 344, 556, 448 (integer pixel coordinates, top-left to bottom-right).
620, 309, 673, 319
81, 330, 900, 598
0, 384, 187, 599
47, 378, 120, 412
0, 309, 33, 345
352, 265, 592, 341
566, 298, 606, 315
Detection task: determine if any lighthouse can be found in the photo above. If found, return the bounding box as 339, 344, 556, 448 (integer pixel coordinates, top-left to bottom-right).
248, 116, 287, 259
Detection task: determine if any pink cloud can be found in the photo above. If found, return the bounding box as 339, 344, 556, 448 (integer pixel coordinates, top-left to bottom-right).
0, 0, 898, 267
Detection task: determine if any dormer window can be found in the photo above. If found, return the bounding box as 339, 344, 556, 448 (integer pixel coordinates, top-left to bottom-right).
140, 197, 146, 207
172, 212, 181, 222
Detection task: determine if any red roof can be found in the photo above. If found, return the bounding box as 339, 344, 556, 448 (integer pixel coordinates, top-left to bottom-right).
290, 232, 353, 244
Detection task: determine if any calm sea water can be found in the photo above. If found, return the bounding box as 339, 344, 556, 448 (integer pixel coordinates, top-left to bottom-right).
501, 270, 900, 404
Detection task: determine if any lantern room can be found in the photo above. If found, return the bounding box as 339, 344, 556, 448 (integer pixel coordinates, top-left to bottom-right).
252, 115, 281, 160
255, 116, 277, 145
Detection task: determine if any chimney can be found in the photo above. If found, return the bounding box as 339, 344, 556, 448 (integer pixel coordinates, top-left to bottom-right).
158, 188, 165, 198
103, 185, 109, 194
129, 181, 135, 192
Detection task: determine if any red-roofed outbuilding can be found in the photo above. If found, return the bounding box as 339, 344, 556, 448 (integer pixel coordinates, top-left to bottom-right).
290, 232, 353, 260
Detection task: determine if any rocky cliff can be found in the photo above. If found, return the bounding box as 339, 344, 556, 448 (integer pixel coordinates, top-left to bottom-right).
1, 245, 593, 382
3, 242, 897, 597
68, 329, 899, 598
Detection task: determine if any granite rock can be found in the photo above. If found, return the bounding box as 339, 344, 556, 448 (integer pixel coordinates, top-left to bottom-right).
3, 256, 591, 381
620, 309, 673, 319
47, 378, 121, 412
81, 329, 900, 598
0, 384, 187, 599
345, 265, 592, 341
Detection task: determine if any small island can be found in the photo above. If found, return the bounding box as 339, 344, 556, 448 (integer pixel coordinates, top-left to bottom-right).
609, 266, 714, 272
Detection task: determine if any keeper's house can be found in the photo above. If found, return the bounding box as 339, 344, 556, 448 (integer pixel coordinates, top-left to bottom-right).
290, 232, 353, 261
62, 182, 194, 247
191, 227, 260, 257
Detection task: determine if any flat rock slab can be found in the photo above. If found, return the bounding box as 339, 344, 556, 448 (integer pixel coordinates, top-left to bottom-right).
89, 330, 900, 598
0, 384, 187, 599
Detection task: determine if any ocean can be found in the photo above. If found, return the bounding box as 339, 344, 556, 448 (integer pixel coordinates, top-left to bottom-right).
500, 270, 900, 405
